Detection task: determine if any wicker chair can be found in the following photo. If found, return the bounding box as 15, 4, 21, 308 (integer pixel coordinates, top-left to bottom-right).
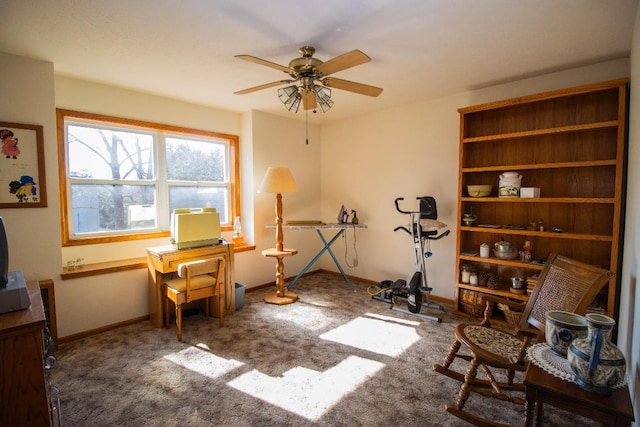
433, 253, 613, 427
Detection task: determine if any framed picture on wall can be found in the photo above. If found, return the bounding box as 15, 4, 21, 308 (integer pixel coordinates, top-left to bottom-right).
0, 121, 47, 208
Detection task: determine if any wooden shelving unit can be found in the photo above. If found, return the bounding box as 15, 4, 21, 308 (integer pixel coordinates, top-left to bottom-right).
454, 79, 628, 322
0, 280, 52, 426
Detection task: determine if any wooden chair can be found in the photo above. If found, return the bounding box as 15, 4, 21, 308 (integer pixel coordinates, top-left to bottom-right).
164, 257, 225, 341
433, 253, 614, 427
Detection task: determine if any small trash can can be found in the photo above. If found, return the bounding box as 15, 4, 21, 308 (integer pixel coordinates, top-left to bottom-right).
235, 283, 246, 310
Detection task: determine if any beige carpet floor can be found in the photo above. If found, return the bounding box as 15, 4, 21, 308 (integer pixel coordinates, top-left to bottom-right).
50, 272, 600, 426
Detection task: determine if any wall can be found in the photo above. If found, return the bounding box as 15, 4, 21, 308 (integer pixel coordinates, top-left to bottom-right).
0, 53, 61, 290
1, 54, 636, 420
241, 110, 323, 287
53, 79, 322, 337
320, 58, 631, 301
618, 3, 640, 421
0, 56, 323, 338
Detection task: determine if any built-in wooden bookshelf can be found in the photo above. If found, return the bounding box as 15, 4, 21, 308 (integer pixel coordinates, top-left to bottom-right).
454, 79, 628, 326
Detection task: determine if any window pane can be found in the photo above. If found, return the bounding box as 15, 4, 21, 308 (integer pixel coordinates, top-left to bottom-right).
169, 186, 228, 224
67, 124, 155, 181
71, 184, 156, 233
165, 136, 226, 182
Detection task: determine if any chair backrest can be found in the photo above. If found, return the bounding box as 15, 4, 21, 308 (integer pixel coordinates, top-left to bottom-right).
177, 257, 223, 278
518, 253, 614, 331
177, 257, 225, 301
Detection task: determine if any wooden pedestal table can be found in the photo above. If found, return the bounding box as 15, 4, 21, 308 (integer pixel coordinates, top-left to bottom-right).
262, 247, 298, 304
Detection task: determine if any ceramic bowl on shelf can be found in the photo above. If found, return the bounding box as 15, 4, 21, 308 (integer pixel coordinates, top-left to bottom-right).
467, 184, 492, 197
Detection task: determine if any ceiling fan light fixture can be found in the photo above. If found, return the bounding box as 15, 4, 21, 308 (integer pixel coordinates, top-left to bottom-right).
278, 85, 302, 112
312, 85, 333, 112
236, 46, 381, 114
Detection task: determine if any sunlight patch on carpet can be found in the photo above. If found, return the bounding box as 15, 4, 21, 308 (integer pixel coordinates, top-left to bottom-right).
272, 304, 335, 330
227, 355, 384, 420
164, 346, 243, 379
319, 316, 420, 357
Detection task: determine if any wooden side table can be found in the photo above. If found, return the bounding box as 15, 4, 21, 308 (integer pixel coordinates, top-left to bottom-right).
262, 247, 298, 304
0, 280, 51, 426
524, 362, 634, 427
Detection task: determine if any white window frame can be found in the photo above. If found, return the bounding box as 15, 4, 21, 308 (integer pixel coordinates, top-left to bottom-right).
57, 109, 240, 246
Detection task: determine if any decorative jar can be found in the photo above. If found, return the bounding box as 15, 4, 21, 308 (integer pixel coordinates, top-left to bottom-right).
498, 171, 522, 197
461, 264, 471, 284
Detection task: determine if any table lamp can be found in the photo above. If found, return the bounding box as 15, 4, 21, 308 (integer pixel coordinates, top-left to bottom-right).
258, 167, 299, 304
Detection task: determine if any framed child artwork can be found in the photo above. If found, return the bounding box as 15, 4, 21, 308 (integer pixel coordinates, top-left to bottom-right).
0, 121, 47, 208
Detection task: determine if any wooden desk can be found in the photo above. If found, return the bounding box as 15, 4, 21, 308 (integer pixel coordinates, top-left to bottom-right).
0, 280, 51, 426
524, 362, 634, 427
147, 242, 235, 328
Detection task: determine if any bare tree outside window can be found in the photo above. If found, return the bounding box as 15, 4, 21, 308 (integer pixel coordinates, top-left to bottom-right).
68, 125, 156, 234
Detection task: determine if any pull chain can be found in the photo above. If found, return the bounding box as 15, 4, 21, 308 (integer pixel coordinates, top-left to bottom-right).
305, 109, 309, 144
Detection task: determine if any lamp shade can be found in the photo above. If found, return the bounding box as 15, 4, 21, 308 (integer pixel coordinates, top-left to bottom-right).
258, 167, 299, 194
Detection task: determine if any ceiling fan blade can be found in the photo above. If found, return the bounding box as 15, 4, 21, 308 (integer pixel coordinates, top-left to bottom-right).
235, 54, 291, 73
316, 50, 371, 76
234, 80, 293, 95
322, 77, 383, 97
302, 91, 317, 110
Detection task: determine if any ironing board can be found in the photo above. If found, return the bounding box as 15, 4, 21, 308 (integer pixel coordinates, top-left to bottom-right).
267, 223, 366, 290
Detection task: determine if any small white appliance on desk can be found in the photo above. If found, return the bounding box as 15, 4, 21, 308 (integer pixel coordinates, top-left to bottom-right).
170, 208, 221, 249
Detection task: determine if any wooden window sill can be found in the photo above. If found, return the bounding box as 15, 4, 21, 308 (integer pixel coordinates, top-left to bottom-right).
60, 243, 256, 280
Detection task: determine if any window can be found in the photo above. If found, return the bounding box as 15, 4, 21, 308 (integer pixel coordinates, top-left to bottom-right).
57, 109, 239, 246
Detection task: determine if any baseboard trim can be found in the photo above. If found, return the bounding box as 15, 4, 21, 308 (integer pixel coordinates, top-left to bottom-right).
59, 270, 454, 343
57, 315, 150, 344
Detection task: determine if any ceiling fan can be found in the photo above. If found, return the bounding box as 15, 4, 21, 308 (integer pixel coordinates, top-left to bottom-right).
234, 46, 383, 113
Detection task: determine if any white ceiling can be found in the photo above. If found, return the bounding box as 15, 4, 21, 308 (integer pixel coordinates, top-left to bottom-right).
1, 0, 637, 123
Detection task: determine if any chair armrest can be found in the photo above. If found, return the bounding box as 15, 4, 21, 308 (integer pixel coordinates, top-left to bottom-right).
479, 294, 528, 328
515, 325, 540, 339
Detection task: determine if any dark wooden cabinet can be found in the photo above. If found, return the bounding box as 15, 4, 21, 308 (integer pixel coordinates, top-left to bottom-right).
0, 279, 52, 426
454, 79, 628, 325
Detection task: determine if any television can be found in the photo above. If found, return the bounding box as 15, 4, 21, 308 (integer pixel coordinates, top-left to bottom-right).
0, 216, 30, 314
170, 208, 221, 250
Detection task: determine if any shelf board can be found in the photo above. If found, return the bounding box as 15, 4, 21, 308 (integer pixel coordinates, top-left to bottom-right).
458, 282, 530, 301
460, 227, 614, 242
459, 254, 545, 270
461, 120, 618, 143
462, 159, 616, 173
461, 197, 615, 204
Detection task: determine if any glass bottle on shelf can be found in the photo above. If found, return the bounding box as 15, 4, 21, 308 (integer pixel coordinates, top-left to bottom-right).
232, 216, 243, 244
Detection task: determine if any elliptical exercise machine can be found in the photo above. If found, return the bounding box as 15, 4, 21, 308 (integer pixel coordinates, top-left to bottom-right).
370, 196, 450, 322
